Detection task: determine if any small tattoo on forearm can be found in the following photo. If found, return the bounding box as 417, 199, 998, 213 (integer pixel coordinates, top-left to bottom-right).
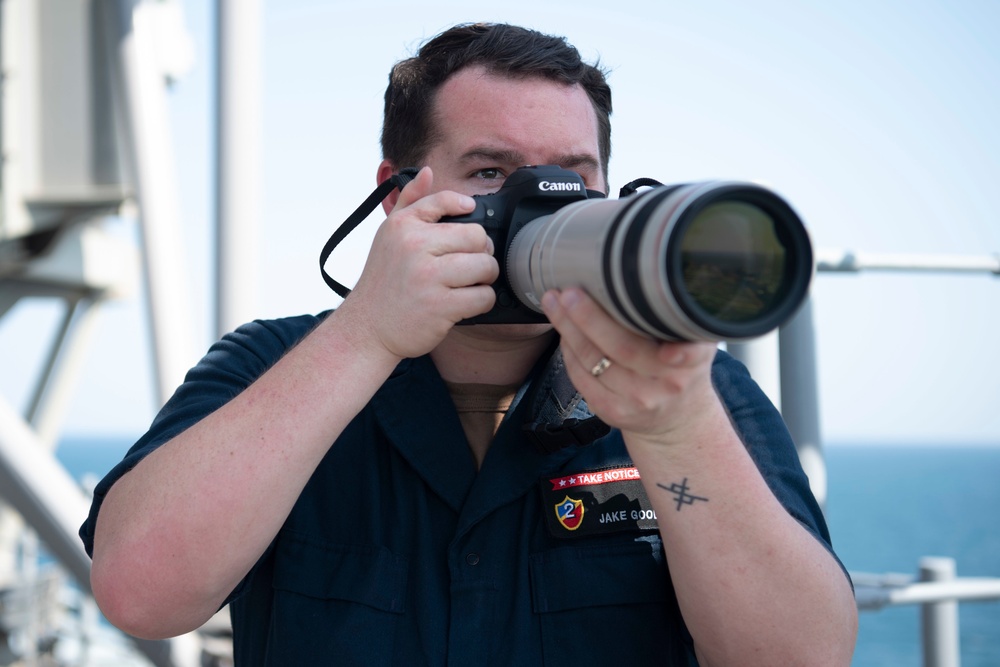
657, 478, 709, 511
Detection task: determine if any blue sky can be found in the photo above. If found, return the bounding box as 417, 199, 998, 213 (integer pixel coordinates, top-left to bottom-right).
2, 0, 998, 446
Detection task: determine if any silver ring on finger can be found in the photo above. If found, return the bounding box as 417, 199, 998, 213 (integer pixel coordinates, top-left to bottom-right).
590, 356, 612, 377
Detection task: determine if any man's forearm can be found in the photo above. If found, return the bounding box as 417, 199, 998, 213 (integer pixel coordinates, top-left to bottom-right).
626, 396, 857, 667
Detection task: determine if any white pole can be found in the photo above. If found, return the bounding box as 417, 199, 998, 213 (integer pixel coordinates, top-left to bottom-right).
921, 557, 961, 667
215, 0, 262, 339
25, 298, 103, 450
778, 297, 827, 508
727, 330, 782, 412
103, 0, 198, 407
0, 400, 95, 592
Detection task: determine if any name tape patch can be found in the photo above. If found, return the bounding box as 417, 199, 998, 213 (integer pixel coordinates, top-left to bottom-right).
540, 466, 659, 538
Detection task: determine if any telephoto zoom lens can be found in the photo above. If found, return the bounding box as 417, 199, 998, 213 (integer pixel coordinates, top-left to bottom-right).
506, 181, 813, 342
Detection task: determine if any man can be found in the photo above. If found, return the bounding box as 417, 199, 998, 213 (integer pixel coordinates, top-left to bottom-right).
82, 23, 857, 665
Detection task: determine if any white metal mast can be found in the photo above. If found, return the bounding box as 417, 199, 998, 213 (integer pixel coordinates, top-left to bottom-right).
215, 0, 262, 339
0, 0, 203, 664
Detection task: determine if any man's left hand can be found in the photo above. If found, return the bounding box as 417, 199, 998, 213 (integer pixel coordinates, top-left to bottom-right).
540, 287, 720, 448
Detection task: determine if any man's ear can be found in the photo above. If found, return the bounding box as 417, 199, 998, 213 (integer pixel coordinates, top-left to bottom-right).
377, 159, 400, 214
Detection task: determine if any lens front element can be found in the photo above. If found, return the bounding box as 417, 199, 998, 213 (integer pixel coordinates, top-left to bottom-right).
679, 201, 786, 324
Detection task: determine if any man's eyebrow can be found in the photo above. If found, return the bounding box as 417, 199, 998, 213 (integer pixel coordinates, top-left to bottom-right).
458, 147, 526, 165
554, 153, 601, 173
457, 147, 600, 173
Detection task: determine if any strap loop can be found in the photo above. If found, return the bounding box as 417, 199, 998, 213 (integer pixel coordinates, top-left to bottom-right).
525, 416, 611, 454
618, 177, 664, 198
319, 167, 420, 297
520, 347, 610, 453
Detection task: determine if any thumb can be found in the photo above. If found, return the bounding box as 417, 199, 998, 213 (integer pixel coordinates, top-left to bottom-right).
394, 166, 434, 211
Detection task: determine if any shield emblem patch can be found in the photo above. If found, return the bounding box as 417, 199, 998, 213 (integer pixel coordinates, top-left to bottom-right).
555, 495, 585, 531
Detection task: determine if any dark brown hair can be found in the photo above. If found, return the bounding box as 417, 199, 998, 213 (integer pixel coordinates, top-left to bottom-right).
381, 23, 612, 178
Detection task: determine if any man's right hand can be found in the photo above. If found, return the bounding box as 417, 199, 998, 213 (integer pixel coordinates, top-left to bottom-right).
342, 166, 499, 360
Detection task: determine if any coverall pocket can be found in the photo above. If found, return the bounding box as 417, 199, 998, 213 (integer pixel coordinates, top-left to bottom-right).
268, 533, 408, 663
529, 539, 695, 666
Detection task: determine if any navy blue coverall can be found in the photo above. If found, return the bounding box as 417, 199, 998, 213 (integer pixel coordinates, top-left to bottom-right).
81, 313, 840, 666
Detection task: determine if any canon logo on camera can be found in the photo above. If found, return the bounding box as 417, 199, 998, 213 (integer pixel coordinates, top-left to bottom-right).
538, 180, 582, 192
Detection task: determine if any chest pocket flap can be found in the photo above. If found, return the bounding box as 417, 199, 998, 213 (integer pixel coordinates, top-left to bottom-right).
528, 539, 695, 665
529, 539, 669, 613
272, 531, 408, 614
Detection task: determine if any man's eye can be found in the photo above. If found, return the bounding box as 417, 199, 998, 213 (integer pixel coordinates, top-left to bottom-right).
473, 168, 504, 180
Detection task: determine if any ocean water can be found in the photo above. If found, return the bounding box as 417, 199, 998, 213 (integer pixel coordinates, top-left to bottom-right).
824, 444, 1000, 667
55, 437, 1000, 666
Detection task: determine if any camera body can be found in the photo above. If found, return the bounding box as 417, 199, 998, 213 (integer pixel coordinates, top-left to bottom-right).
442, 165, 605, 325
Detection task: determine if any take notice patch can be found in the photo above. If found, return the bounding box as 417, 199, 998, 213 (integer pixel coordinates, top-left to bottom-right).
540, 466, 659, 538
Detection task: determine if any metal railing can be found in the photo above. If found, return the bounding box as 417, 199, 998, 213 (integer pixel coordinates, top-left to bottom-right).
727, 250, 1000, 667
853, 558, 1000, 667
820, 254, 1000, 667
815, 248, 1000, 275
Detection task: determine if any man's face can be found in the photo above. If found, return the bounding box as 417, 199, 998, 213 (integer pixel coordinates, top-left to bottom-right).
378, 66, 606, 346
421, 66, 606, 197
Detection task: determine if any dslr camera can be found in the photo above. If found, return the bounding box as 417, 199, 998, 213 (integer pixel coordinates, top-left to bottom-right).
441, 165, 813, 342
320, 164, 813, 342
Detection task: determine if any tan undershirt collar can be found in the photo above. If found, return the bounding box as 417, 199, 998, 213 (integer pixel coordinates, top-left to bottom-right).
444, 380, 521, 469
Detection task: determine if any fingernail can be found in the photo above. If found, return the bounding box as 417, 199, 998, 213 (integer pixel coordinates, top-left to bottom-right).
459, 195, 476, 209
561, 288, 581, 308
541, 291, 559, 313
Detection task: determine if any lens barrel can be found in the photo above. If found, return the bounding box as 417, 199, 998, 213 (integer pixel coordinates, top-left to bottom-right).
506, 181, 813, 342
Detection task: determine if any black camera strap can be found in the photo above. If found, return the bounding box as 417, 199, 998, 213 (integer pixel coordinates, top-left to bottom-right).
618, 177, 664, 198
520, 347, 610, 453
319, 168, 420, 298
